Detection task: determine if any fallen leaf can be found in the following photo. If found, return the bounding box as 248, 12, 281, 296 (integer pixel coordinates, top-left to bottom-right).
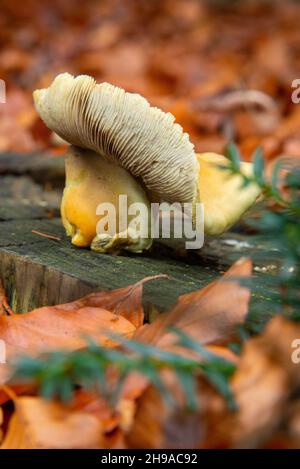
202, 317, 300, 448
0, 306, 135, 386
128, 316, 300, 449
0, 384, 34, 406
135, 258, 252, 349
127, 259, 252, 448
69, 275, 168, 329
65, 259, 246, 445
0, 407, 3, 443
70, 372, 150, 435
1, 397, 103, 449
0, 277, 168, 386
127, 370, 206, 449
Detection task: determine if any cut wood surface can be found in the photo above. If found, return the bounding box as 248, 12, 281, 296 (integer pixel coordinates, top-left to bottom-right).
0, 152, 273, 316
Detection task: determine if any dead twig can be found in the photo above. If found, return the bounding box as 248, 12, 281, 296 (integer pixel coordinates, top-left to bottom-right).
31, 230, 61, 241
0, 281, 14, 316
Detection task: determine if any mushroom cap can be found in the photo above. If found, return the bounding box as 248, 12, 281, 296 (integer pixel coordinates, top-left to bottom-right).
34, 73, 199, 205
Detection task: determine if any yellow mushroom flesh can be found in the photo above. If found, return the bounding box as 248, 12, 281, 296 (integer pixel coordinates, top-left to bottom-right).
62, 146, 152, 253
196, 153, 260, 236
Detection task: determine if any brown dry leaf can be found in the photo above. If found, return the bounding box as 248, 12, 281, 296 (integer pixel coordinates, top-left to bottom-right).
126, 259, 252, 448
266, 155, 300, 202
70, 257, 247, 445
228, 317, 300, 448
201, 316, 300, 449
135, 258, 252, 349
128, 316, 300, 449
0, 89, 37, 152
205, 345, 239, 365
0, 277, 165, 386
0, 306, 135, 386
0, 384, 34, 406
1, 397, 103, 449
283, 401, 300, 448
70, 389, 119, 434
68, 275, 167, 329
70, 372, 150, 436
0, 0, 300, 160
0, 407, 3, 444
127, 369, 205, 449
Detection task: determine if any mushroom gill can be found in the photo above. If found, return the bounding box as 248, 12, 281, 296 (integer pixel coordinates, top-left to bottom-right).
34, 73, 199, 205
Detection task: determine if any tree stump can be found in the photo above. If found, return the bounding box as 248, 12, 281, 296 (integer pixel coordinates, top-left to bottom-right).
0, 152, 272, 317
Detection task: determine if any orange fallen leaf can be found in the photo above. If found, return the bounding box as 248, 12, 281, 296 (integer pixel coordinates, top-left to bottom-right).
127, 369, 206, 449
70, 389, 118, 434
201, 317, 300, 449
205, 345, 239, 365
135, 258, 252, 349
70, 372, 151, 435
125, 259, 252, 447
0, 407, 3, 444
228, 317, 300, 448
69, 274, 168, 329
58, 261, 246, 445
0, 276, 166, 386
1, 397, 103, 449
0, 306, 135, 385
0, 384, 34, 406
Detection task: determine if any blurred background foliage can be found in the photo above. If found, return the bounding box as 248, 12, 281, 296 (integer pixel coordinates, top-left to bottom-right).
0, 0, 300, 161
1, 1, 300, 449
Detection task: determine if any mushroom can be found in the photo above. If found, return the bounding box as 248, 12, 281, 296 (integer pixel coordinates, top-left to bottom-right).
33, 73, 260, 253
61, 146, 152, 253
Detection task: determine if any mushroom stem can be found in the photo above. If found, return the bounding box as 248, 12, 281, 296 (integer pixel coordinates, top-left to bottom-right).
61, 146, 152, 253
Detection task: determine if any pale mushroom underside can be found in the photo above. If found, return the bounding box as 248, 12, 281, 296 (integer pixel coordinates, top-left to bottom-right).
33, 73, 199, 205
